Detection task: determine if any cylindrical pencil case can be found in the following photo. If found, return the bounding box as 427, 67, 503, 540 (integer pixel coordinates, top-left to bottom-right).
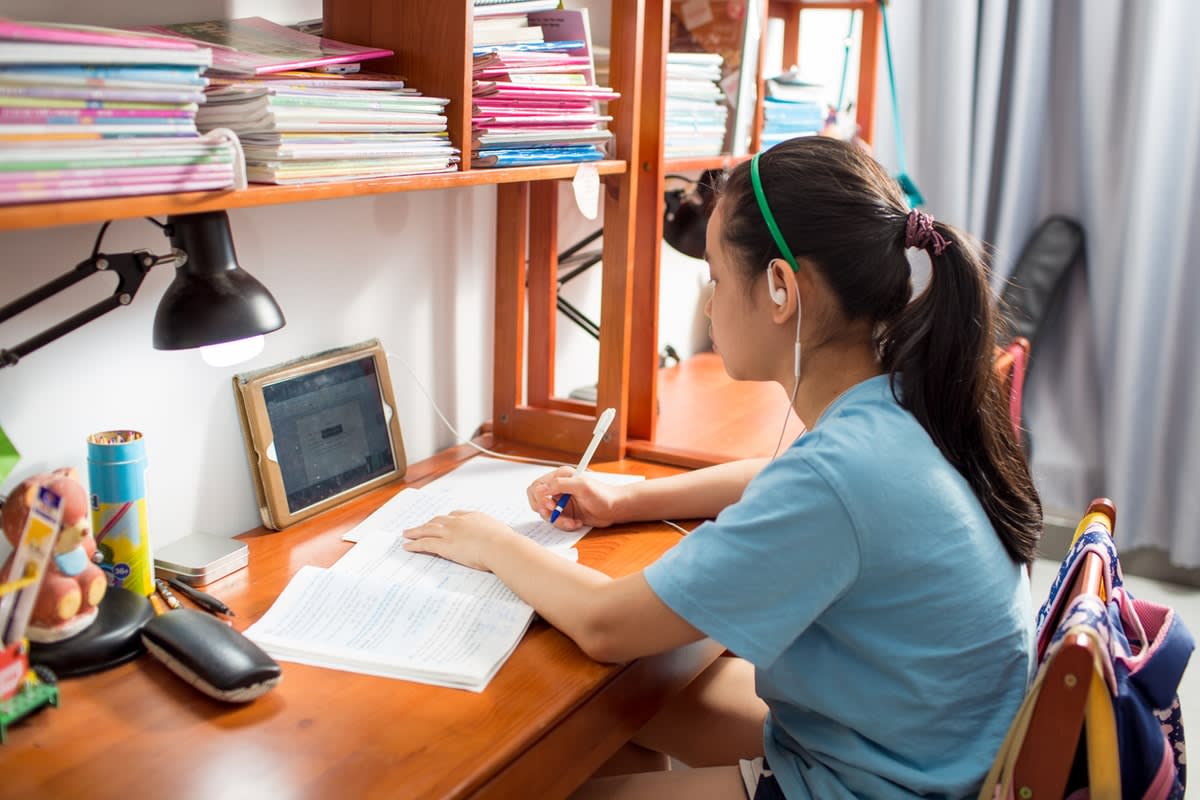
87, 429, 153, 596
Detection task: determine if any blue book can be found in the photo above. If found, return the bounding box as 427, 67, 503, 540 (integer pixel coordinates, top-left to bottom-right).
472, 40, 586, 56
473, 145, 603, 168
0, 64, 207, 85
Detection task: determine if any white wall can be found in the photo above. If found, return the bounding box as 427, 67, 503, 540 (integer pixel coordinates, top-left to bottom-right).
0, 188, 499, 546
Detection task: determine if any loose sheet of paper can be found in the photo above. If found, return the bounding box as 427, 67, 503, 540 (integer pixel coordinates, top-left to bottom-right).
342, 456, 643, 547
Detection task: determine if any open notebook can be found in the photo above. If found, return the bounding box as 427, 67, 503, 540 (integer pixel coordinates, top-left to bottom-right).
244, 456, 642, 691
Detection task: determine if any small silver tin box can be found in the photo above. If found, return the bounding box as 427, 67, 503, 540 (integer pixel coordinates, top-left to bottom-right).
153, 532, 249, 586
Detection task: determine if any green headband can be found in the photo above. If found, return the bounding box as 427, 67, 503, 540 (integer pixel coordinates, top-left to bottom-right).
750, 151, 799, 272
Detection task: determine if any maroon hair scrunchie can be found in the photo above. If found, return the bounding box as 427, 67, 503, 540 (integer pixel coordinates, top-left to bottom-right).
905, 210, 951, 256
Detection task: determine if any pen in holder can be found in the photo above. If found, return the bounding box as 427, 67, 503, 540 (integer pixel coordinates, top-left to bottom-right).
87, 430, 154, 596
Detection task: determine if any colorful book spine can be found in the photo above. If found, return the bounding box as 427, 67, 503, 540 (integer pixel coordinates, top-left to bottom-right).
0, 154, 231, 171
0, 86, 205, 104
0, 176, 234, 204
0, 163, 234, 182
0, 19, 203, 50
0, 97, 199, 111
0, 107, 193, 121
0, 64, 208, 84
0, 123, 197, 136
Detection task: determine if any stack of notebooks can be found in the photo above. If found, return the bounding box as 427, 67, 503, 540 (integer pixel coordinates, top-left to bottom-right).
473, 0, 563, 21
664, 52, 727, 159
196, 73, 455, 184
470, 6, 618, 168
0, 19, 239, 204
139, 17, 456, 183
760, 73, 827, 150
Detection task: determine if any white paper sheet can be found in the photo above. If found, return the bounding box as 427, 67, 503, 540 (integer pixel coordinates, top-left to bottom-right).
342, 456, 643, 546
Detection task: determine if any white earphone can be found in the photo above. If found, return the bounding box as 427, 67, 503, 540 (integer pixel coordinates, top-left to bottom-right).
766, 263, 802, 379
767, 268, 786, 306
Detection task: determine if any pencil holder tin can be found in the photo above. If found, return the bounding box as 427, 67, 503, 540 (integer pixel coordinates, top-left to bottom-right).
87, 430, 153, 596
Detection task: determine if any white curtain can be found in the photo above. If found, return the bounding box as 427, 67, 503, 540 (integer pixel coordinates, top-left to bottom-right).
875, 0, 1200, 565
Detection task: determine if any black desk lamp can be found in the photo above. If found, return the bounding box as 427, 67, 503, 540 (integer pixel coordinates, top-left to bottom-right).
0, 210, 285, 369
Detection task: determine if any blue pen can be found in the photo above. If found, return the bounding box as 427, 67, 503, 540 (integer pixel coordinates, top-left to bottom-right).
549, 407, 616, 523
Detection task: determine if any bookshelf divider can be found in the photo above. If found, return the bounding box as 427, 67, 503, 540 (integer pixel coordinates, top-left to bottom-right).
323, 0, 474, 170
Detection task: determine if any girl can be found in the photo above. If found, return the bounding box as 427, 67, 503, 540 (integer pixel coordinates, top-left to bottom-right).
404, 136, 1042, 799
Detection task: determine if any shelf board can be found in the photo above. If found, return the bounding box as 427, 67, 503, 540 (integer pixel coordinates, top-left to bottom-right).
0, 160, 626, 232
663, 154, 753, 173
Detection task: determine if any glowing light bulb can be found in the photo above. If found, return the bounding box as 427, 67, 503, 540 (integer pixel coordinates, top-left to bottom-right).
200, 335, 264, 367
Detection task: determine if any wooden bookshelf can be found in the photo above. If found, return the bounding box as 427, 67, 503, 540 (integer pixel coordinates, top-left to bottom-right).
663, 154, 752, 173
322, 0, 647, 463
767, 0, 880, 144
0, 161, 627, 232
627, 0, 881, 466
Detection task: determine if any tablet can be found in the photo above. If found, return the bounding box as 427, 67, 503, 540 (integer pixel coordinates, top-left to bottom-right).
232, 339, 406, 529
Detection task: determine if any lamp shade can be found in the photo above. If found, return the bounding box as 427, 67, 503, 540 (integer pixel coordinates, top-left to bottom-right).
152, 211, 285, 350
662, 169, 722, 261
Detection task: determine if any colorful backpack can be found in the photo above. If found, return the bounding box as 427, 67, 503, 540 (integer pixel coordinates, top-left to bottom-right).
1034, 521, 1193, 799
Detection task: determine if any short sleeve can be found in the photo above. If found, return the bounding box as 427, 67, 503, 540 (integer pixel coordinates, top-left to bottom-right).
643, 451, 861, 667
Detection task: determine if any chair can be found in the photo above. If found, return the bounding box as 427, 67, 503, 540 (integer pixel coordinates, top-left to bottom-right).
980, 499, 1116, 797
993, 336, 1031, 445
1002, 498, 1116, 797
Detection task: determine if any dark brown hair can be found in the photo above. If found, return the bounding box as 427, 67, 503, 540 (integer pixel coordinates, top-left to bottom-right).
720, 137, 1041, 565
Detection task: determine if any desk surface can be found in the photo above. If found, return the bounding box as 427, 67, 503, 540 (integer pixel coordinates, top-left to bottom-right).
631, 352, 806, 466
1, 444, 723, 800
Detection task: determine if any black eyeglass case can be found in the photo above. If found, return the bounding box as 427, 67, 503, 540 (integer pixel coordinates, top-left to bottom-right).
141, 609, 281, 702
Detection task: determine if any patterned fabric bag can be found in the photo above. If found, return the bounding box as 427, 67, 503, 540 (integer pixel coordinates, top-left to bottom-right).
981, 591, 1122, 800
1036, 523, 1193, 799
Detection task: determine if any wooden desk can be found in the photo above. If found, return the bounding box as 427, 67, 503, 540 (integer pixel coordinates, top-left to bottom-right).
0, 444, 723, 799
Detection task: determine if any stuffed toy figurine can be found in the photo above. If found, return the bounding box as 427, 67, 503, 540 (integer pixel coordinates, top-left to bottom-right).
1, 467, 107, 642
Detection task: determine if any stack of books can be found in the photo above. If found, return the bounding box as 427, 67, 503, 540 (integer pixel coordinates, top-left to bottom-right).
760, 73, 826, 150
135, 17, 456, 183
196, 73, 455, 184
0, 19, 240, 204
473, 0, 563, 19
470, 7, 618, 168
664, 52, 727, 159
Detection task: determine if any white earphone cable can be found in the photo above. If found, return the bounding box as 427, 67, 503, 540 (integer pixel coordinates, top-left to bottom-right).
386, 350, 573, 469
771, 287, 806, 460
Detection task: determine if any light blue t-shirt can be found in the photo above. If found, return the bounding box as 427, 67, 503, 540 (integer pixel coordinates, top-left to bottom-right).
644, 375, 1033, 799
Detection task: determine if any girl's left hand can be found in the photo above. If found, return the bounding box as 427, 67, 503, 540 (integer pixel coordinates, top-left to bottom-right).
402, 510, 516, 571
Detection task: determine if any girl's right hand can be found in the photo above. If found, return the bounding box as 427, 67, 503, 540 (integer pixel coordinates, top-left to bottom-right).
527, 467, 624, 530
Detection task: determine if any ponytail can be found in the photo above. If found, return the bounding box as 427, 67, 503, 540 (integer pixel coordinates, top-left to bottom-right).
880, 218, 1041, 564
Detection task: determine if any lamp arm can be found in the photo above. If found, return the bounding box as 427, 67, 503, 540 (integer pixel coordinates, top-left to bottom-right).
0, 250, 170, 369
